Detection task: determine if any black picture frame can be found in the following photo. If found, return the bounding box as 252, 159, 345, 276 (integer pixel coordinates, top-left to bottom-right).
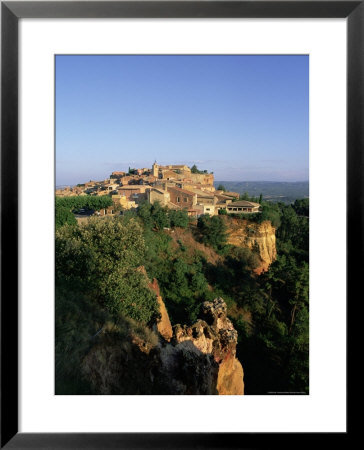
1, 1, 356, 448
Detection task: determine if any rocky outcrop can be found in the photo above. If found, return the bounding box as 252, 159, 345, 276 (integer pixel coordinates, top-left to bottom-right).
225, 217, 277, 274
82, 298, 244, 395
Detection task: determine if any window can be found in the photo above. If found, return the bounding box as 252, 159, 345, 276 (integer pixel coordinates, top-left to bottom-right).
184, 197, 188, 202
177, 196, 180, 202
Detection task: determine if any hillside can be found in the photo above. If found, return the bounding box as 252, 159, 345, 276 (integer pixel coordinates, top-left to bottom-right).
56, 199, 309, 395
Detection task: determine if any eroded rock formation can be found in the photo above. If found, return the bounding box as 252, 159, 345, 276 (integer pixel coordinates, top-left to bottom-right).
171, 298, 244, 395
82, 297, 244, 395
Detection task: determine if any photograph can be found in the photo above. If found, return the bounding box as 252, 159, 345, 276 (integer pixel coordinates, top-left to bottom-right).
55, 54, 309, 396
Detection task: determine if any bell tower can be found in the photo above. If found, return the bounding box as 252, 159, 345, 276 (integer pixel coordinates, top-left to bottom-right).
152, 160, 159, 178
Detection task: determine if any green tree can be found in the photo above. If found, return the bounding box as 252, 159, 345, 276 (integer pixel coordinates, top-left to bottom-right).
169, 209, 189, 228
151, 202, 170, 230
260, 205, 281, 228
138, 202, 189, 230
56, 217, 159, 323
190, 164, 206, 174
55, 206, 77, 229
137, 201, 153, 228
55, 195, 112, 212
293, 198, 309, 217
217, 184, 226, 191
160, 257, 209, 324
197, 215, 227, 251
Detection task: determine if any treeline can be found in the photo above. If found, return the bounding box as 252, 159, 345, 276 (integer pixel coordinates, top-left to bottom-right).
56, 195, 112, 211
55, 195, 113, 228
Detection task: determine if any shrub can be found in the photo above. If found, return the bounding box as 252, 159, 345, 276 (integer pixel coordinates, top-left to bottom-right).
197, 215, 227, 251
56, 217, 159, 323
55, 206, 77, 228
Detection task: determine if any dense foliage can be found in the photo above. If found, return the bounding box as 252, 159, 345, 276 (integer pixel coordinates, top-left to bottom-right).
137, 201, 189, 230
55, 195, 309, 395
55, 195, 113, 228
56, 217, 158, 322
56, 195, 113, 211
232, 199, 309, 393
197, 215, 227, 252
55, 206, 77, 228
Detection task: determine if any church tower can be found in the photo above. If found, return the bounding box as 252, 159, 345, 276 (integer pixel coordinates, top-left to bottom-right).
152, 160, 159, 178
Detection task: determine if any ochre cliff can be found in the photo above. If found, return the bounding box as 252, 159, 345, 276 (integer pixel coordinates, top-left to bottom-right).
225, 217, 277, 274
171, 298, 244, 395
82, 296, 244, 395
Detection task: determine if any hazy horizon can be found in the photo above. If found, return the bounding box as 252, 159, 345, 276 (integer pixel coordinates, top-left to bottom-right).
56, 178, 309, 188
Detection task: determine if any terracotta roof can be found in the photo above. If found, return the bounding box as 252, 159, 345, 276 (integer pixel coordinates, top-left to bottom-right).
189, 188, 214, 197
167, 186, 196, 196
151, 187, 168, 195
117, 186, 143, 190
227, 201, 260, 208
161, 170, 178, 177
224, 191, 240, 198
215, 194, 231, 201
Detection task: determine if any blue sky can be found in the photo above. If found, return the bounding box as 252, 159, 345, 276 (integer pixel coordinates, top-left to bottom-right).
56, 55, 308, 185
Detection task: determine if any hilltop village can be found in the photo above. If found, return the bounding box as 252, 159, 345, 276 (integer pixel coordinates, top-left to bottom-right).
56, 162, 260, 217
56, 162, 309, 395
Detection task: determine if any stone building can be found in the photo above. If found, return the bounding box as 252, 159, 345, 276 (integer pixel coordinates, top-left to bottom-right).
194, 204, 216, 216
152, 161, 159, 178
116, 185, 147, 201
226, 201, 260, 214
167, 186, 197, 209
112, 194, 136, 210
147, 188, 170, 206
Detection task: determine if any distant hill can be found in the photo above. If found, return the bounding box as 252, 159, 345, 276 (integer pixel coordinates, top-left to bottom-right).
56, 185, 74, 189
214, 181, 309, 204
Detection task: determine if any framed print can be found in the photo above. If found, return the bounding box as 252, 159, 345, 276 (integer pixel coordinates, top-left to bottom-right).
1, 0, 356, 447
